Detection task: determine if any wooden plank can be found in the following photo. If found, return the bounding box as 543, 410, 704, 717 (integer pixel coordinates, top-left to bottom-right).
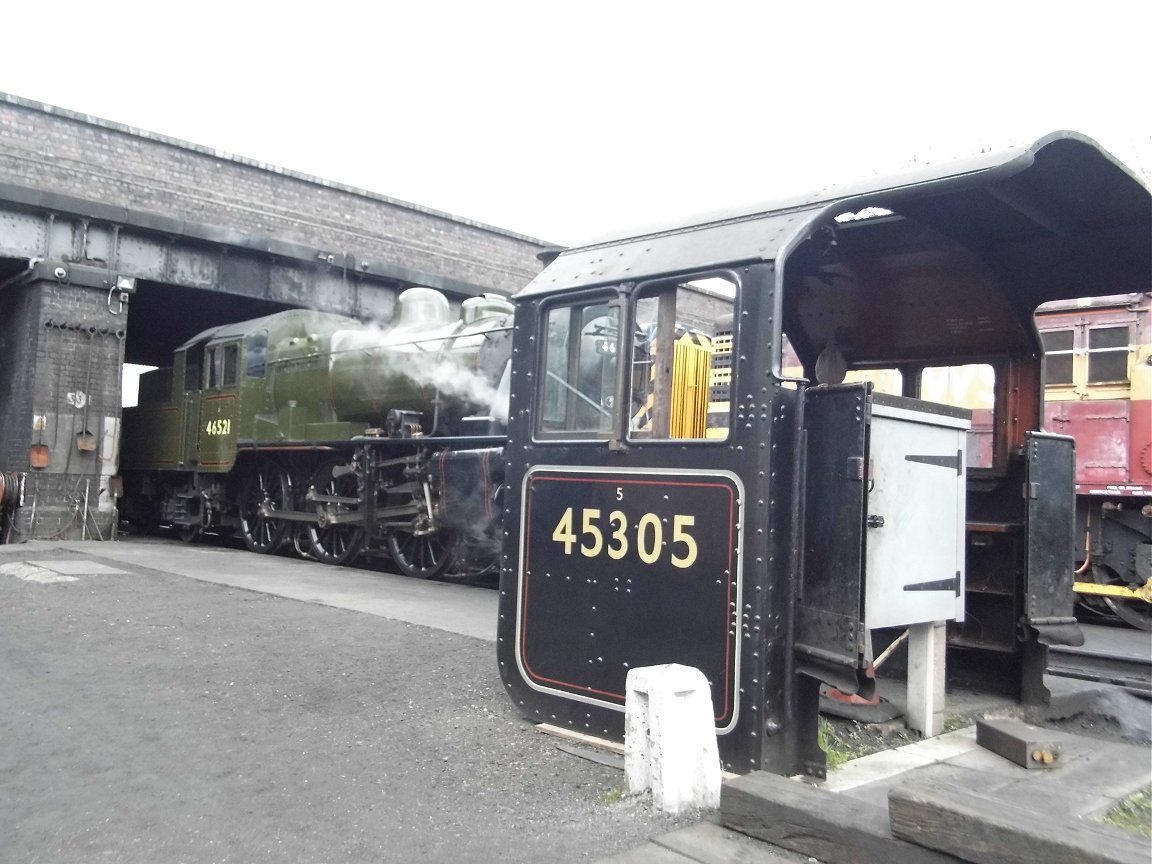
721, 771, 965, 864
596, 842, 697, 863
655, 821, 816, 862
556, 741, 625, 769
538, 723, 742, 779
888, 778, 1151, 864
536, 722, 625, 755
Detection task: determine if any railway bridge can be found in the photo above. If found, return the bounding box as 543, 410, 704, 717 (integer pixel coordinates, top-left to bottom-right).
0, 93, 549, 539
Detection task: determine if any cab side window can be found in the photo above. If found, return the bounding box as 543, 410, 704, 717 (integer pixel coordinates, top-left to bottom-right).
538, 300, 619, 437
920, 363, 996, 469
246, 330, 268, 378
183, 346, 204, 391
628, 276, 735, 442
207, 343, 239, 388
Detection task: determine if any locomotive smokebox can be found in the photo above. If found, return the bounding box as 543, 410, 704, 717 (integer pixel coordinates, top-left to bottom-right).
327, 288, 514, 433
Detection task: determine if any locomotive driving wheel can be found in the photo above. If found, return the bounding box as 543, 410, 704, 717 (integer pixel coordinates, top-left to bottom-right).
307, 459, 365, 566
386, 525, 457, 579
238, 462, 291, 554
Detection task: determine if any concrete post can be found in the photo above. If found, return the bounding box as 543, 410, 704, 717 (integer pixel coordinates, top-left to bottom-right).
906, 620, 947, 737
624, 664, 721, 814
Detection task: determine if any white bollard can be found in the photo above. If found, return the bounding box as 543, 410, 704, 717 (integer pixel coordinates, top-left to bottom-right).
624, 664, 721, 814
906, 620, 947, 738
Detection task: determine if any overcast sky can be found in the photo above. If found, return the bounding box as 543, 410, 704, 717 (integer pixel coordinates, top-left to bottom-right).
3, 1, 1149, 247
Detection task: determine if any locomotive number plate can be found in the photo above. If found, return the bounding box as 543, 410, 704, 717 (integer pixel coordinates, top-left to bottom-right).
516, 467, 743, 731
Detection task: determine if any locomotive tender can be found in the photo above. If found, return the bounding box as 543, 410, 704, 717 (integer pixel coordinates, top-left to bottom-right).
121, 131, 1151, 776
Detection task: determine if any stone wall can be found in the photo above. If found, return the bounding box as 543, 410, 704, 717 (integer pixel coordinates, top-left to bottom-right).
0, 276, 39, 470
1, 273, 125, 540
0, 94, 548, 295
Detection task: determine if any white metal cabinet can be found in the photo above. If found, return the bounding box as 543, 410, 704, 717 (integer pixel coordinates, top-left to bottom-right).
864, 394, 969, 631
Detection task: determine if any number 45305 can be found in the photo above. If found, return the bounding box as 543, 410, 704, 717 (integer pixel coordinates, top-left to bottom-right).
551, 507, 698, 569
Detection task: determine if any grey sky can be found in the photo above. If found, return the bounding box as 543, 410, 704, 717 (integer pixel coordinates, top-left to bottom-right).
3, 1, 1149, 246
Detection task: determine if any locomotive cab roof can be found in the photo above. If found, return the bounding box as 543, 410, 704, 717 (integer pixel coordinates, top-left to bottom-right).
520, 131, 1150, 372
175, 308, 364, 352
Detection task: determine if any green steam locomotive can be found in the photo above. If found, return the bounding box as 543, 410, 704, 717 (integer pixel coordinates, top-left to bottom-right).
119, 288, 514, 576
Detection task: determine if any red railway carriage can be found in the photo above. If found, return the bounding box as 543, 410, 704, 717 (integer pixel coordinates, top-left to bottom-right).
1037, 293, 1152, 630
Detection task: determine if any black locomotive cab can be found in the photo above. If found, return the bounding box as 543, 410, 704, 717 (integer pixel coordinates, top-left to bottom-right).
497, 132, 1151, 776
515, 274, 747, 733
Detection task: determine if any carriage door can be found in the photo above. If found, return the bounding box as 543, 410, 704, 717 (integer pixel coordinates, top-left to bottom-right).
796, 383, 870, 693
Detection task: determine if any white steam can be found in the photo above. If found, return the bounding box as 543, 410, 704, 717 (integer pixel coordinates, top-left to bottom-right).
330, 288, 513, 426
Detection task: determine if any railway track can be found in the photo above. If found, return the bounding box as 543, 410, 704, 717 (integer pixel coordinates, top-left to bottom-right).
1048, 623, 1152, 697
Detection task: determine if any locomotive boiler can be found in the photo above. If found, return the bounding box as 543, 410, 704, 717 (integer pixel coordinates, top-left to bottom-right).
120, 287, 514, 576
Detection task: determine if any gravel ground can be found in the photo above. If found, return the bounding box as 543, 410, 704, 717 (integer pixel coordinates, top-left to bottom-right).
0, 558, 689, 863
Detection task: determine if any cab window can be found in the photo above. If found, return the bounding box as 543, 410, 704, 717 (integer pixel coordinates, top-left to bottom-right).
628, 275, 735, 442
246, 330, 268, 378
207, 343, 239, 389
845, 368, 903, 395
183, 346, 204, 391
537, 300, 619, 437
920, 363, 996, 468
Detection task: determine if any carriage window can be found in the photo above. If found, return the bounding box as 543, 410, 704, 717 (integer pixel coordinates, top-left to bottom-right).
628, 277, 734, 441
1040, 329, 1075, 385
1087, 326, 1129, 383
246, 331, 268, 378
538, 301, 619, 436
